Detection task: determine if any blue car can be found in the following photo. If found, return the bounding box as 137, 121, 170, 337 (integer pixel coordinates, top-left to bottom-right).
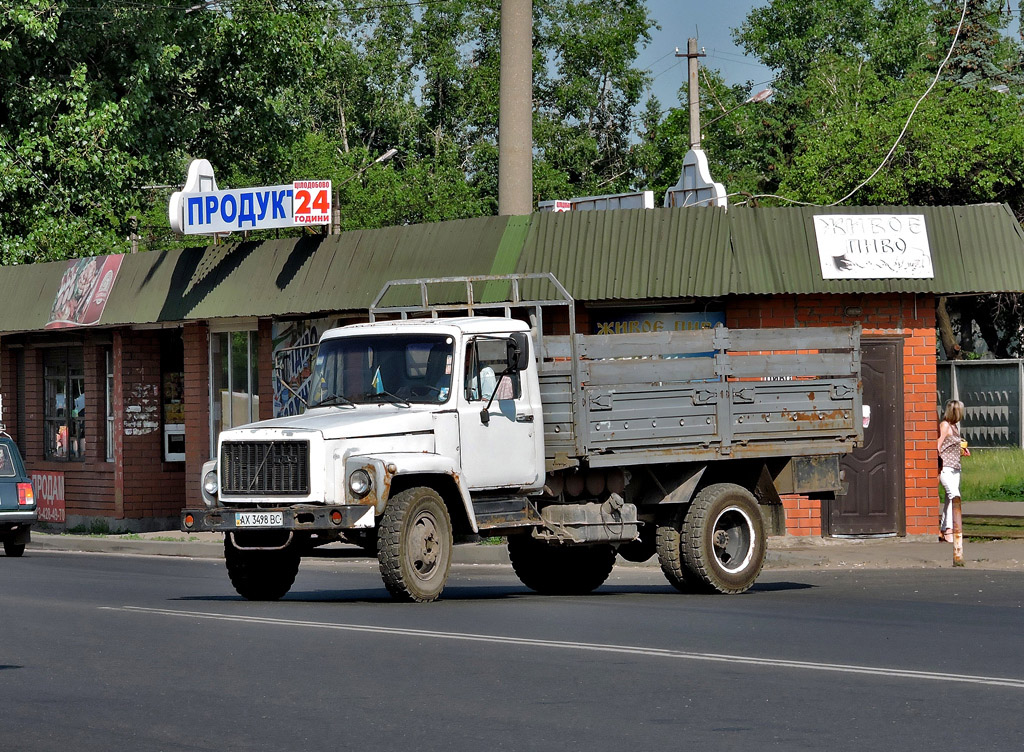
0, 434, 35, 557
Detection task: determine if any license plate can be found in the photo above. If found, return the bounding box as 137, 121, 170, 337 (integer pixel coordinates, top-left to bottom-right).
234, 512, 284, 528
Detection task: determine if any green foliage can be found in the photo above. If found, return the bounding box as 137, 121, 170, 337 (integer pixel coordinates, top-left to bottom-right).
718, 0, 1024, 210
0, 0, 656, 264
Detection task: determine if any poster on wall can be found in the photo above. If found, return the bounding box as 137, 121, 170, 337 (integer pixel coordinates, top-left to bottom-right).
594, 311, 724, 336
46, 254, 124, 329
594, 311, 725, 360
31, 471, 66, 524
813, 214, 934, 280
272, 317, 340, 417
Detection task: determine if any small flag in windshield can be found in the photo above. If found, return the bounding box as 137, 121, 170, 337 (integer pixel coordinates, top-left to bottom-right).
371, 367, 384, 394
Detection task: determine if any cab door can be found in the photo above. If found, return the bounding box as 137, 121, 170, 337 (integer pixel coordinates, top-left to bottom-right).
457, 336, 543, 490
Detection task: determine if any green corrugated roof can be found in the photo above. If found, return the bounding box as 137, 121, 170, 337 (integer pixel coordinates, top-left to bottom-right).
517, 204, 1024, 298
726, 204, 1024, 295
0, 216, 512, 333
516, 206, 732, 300
3, 204, 1024, 335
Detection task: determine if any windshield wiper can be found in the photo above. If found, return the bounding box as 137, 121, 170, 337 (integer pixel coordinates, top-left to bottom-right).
312, 395, 355, 408
359, 390, 411, 407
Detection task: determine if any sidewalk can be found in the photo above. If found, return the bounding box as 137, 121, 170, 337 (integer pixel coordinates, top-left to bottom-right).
22, 499, 1024, 572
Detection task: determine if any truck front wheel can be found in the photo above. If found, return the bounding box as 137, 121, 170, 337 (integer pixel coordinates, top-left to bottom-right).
224, 536, 300, 601
508, 535, 616, 595
656, 483, 766, 595
378, 486, 453, 602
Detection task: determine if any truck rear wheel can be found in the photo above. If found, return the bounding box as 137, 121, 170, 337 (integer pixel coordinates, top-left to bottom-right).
657, 483, 766, 594
378, 486, 453, 602
508, 534, 616, 595
224, 536, 300, 601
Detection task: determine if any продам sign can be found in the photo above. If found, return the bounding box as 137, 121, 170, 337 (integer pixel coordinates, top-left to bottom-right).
31, 471, 66, 524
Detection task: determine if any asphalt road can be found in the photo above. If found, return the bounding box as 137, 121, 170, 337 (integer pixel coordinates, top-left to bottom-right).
2, 551, 1024, 752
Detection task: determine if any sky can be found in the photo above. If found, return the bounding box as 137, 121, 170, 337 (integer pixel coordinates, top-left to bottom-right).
638, 0, 773, 106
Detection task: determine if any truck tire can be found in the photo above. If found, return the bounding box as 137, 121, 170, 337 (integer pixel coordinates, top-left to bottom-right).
224, 536, 300, 601
508, 534, 616, 595
657, 483, 765, 594
377, 486, 453, 602
3, 541, 26, 557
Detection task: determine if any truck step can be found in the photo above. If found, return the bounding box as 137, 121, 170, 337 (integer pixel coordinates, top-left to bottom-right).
474, 497, 542, 531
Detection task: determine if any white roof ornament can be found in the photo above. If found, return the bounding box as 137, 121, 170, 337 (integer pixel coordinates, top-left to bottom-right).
168, 159, 220, 234
664, 148, 727, 209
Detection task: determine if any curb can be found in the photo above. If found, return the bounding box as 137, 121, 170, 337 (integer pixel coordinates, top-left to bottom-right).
23, 532, 1024, 571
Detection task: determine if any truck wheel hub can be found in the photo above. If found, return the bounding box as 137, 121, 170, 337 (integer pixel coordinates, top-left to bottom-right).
410, 516, 440, 574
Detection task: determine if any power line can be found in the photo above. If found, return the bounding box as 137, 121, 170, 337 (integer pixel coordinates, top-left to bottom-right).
827, 0, 969, 206
739, 0, 972, 208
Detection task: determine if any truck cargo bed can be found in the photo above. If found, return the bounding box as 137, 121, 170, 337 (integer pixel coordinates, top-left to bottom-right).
540, 325, 862, 469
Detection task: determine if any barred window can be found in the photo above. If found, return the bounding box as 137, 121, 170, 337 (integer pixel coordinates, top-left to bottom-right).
44, 347, 86, 461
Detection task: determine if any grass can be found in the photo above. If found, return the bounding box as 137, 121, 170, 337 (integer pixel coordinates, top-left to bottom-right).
960, 448, 1024, 501
64, 519, 130, 537
962, 516, 1024, 540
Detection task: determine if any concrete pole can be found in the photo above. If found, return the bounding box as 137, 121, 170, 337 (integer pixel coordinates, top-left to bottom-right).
687, 38, 701, 150
498, 0, 533, 216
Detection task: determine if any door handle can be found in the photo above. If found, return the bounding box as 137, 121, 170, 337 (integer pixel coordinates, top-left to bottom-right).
516, 414, 534, 423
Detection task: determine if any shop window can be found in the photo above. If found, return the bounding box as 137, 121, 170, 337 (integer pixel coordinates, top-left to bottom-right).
161, 331, 185, 462
44, 347, 85, 461
210, 330, 259, 454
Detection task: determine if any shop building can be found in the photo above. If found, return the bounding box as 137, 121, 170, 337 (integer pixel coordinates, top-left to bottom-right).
2, 205, 1022, 535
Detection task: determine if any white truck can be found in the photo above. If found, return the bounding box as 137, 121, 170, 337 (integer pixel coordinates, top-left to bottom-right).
182, 274, 862, 601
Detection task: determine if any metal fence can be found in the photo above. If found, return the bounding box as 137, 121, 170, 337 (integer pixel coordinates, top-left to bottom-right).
937, 359, 1024, 448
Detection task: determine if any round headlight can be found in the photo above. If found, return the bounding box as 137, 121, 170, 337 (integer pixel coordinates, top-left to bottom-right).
349, 469, 372, 498
203, 471, 219, 497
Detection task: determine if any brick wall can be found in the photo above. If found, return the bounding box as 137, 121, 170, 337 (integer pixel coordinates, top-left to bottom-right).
728, 293, 936, 537
116, 330, 185, 521
2, 340, 117, 519
183, 322, 210, 508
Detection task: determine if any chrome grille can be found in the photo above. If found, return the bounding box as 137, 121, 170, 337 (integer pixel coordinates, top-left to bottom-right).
221, 440, 310, 496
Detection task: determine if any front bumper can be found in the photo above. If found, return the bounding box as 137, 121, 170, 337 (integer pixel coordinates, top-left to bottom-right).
181, 504, 375, 533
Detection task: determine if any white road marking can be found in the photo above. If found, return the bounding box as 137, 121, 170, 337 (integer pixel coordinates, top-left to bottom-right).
105, 605, 1024, 689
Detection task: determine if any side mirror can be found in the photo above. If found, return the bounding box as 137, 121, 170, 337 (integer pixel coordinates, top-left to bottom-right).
508, 332, 530, 372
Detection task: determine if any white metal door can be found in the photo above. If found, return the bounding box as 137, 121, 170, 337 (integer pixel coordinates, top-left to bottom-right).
458, 338, 542, 489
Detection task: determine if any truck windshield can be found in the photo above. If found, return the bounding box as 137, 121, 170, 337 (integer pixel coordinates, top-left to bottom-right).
308, 334, 455, 406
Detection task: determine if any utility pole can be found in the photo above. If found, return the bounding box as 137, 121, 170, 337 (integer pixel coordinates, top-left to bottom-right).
498, 0, 533, 216
675, 38, 705, 150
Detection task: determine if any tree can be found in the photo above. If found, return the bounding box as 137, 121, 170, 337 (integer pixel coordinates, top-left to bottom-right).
0, 0, 658, 262
0, 1, 337, 262
712, 0, 1024, 357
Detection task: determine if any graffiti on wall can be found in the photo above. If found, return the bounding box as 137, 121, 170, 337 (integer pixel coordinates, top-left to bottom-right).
272, 317, 339, 417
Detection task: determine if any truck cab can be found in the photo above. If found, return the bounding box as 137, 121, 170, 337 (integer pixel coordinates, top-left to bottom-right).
185, 314, 550, 602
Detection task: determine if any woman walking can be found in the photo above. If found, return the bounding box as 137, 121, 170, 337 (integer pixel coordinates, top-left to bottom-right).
937, 399, 967, 545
